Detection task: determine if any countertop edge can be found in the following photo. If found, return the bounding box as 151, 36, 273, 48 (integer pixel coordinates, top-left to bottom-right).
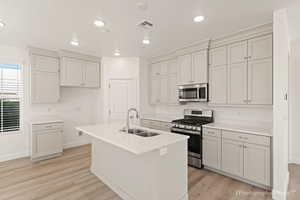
202, 124, 272, 137
76, 126, 189, 155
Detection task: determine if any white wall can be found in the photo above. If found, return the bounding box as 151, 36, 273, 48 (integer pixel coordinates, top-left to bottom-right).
99, 57, 140, 123
273, 8, 290, 200
154, 104, 272, 127
288, 39, 300, 164
0, 45, 100, 161
287, 2, 300, 164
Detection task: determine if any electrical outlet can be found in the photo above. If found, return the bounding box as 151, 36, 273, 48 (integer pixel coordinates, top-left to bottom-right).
78, 131, 83, 136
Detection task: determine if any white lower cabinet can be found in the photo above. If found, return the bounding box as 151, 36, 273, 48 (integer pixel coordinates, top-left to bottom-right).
203, 136, 221, 170
203, 127, 271, 188
140, 119, 171, 132
243, 143, 270, 186
30, 122, 64, 161
221, 139, 244, 177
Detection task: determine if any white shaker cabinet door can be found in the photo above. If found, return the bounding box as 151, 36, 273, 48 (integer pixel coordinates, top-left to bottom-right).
203, 136, 221, 170
61, 57, 84, 86
244, 143, 271, 186
228, 62, 248, 104
33, 130, 63, 157
31, 55, 59, 73
192, 50, 208, 83
209, 66, 227, 104
221, 139, 244, 177
31, 71, 59, 103
168, 75, 178, 104
228, 41, 248, 64
150, 78, 160, 104
151, 63, 161, 77
248, 35, 273, 61
160, 76, 168, 104
247, 59, 273, 105
84, 62, 100, 88
209, 46, 227, 67
177, 54, 192, 85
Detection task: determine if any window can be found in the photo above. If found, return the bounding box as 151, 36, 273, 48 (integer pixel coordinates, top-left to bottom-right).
0, 63, 22, 133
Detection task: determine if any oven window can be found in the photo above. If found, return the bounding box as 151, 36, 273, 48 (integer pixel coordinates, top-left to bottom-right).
188, 134, 201, 154
199, 87, 206, 99
179, 88, 198, 99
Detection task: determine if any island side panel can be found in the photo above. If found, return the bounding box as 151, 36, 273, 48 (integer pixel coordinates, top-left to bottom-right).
90, 138, 188, 200
153, 140, 188, 200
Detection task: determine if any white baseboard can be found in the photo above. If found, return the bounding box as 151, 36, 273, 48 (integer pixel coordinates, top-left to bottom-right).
63, 140, 91, 149
0, 151, 29, 162
272, 172, 290, 200
289, 155, 300, 165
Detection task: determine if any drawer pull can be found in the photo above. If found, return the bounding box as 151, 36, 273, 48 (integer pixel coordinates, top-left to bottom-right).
239, 136, 248, 140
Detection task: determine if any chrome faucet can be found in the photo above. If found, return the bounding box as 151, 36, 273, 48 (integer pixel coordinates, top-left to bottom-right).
127, 108, 139, 131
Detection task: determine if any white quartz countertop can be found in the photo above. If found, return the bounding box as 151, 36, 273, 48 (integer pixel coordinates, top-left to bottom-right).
76, 122, 189, 155
27, 115, 64, 125
141, 114, 179, 123
203, 123, 272, 137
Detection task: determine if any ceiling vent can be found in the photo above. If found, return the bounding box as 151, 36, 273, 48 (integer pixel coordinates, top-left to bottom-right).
138, 20, 153, 29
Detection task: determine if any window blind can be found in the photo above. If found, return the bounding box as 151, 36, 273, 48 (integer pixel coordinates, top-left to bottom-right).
0, 64, 22, 133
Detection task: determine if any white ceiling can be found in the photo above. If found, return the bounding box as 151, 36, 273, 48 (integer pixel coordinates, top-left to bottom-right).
0, 0, 295, 58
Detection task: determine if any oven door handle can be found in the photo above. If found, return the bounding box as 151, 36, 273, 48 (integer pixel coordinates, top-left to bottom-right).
171, 127, 201, 135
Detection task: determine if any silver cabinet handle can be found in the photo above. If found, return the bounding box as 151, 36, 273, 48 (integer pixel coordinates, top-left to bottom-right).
244, 145, 247, 149
239, 136, 248, 140
207, 131, 215, 135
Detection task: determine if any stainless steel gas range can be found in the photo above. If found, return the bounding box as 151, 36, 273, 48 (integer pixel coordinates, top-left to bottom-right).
171, 109, 213, 169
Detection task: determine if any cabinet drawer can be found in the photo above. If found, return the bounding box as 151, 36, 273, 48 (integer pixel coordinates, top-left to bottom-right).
32, 122, 64, 132
140, 119, 171, 131
222, 130, 270, 146
203, 128, 221, 138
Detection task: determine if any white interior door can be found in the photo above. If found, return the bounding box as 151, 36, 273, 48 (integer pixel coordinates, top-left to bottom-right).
108, 79, 137, 121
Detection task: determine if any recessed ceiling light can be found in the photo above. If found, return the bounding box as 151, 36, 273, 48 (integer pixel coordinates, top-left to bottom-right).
94, 20, 105, 27
70, 40, 79, 46
142, 38, 150, 45
193, 16, 205, 23
114, 49, 120, 56
0, 21, 6, 28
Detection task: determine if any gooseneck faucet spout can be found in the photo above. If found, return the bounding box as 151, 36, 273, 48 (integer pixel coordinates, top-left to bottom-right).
127, 108, 139, 131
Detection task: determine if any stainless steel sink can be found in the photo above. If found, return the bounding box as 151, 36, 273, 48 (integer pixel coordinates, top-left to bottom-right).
120, 128, 160, 137
135, 132, 160, 137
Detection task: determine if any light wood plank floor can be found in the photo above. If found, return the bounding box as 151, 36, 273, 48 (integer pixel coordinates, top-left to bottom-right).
0, 145, 275, 200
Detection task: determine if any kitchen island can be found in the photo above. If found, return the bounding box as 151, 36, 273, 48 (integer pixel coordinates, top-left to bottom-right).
76, 122, 189, 200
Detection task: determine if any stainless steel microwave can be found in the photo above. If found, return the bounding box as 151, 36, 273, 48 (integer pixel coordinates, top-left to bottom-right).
178, 83, 208, 102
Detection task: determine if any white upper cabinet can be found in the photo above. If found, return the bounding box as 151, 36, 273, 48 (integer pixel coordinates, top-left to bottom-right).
177, 50, 208, 85
177, 54, 192, 85
247, 59, 273, 105
210, 66, 227, 104
30, 52, 60, 104
209, 46, 227, 67
228, 41, 248, 64
151, 63, 161, 77
31, 55, 59, 73
150, 78, 160, 104
209, 34, 273, 105
228, 41, 248, 104
228, 62, 248, 104
31, 71, 59, 103
61, 57, 84, 87
60, 57, 101, 88
150, 58, 178, 105
84, 61, 100, 88
247, 35, 273, 61
192, 50, 208, 83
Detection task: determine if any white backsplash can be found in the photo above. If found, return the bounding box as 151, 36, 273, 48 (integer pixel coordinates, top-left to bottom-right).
153, 103, 273, 128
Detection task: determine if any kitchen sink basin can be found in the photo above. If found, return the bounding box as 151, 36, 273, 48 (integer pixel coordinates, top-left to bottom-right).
120, 128, 160, 137
135, 132, 160, 137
